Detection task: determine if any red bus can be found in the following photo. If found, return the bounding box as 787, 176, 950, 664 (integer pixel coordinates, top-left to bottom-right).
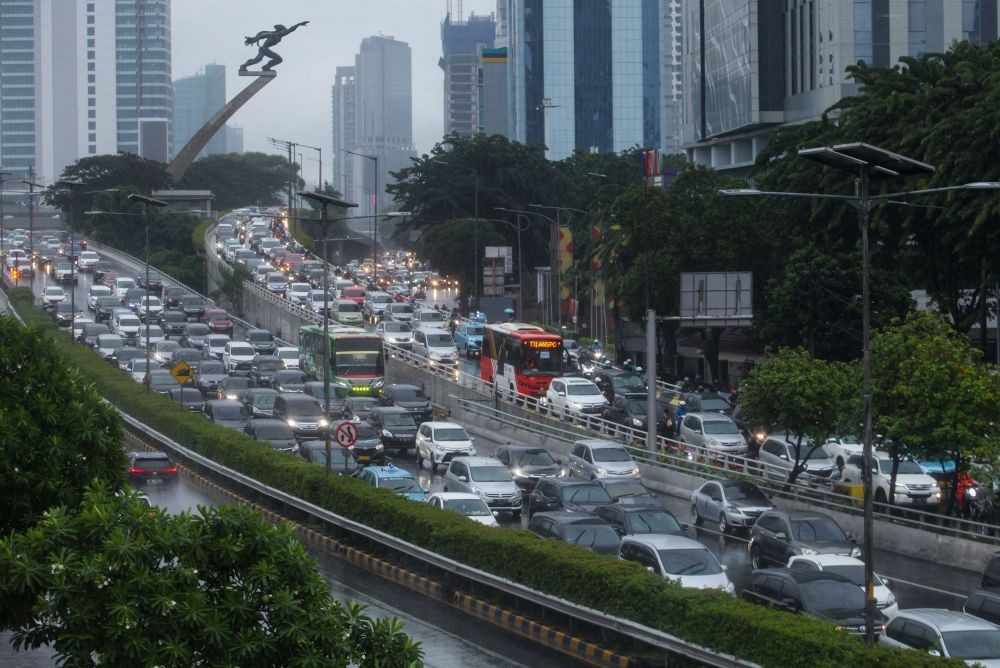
480, 323, 563, 398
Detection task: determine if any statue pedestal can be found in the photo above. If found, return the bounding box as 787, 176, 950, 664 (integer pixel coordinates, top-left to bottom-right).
238, 70, 277, 77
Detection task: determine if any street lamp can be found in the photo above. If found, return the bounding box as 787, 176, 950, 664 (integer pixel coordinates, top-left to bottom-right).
298, 191, 358, 477
493, 208, 535, 319
720, 142, 1000, 643
126, 194, 169, 394
338, 148, 380, 280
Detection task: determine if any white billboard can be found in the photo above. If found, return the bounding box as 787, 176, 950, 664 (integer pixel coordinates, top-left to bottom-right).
679, 272, 752, 327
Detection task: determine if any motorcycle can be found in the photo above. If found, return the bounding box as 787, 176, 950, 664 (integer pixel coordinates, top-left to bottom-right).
576, 348, 604, 379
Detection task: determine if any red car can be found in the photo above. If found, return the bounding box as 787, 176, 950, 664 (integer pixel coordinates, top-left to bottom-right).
100, 272, 120, 289
202, 308, 234, 336
341, 286, 366, 304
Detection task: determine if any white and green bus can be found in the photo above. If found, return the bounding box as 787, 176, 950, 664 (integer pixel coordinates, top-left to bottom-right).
299, 325, 384, 396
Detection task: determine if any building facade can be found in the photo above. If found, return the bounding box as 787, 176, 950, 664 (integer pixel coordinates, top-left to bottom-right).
331, 65, 358, 202
440, 12, 496, 137
173, 64, 227, 160
0, 0, 172, 184
683, 0, 1000, 171
477, 46, 510, 135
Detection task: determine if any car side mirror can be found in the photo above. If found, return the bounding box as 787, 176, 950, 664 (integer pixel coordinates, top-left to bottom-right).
775, 532, 788, 541
880, 576, 892, 589
492, 511, 500, 517
458, 475, 468, 482
555, 459, 562, 465
679, 523, 690, 531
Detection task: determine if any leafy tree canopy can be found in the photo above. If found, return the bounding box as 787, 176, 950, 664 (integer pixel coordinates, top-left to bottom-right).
177, 152, 302, 211
44, 153, 171, 215
0, 314, 125, 533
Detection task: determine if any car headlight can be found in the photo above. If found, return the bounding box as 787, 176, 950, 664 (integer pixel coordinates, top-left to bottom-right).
850, 545, 861, 558
318, 419, 329, 427
383, 430, 393, 438
469, 447, 477, 456
226, 394, 238, 401
286, 419, 298, 427
886, 592, 896, 605
727, 504, 743, 514
632, 465, 640, 475
374, 443, 384, 451
799, 547, 818, 555
932, 490, 942, 499
631, 418, 644, 427
511, 467, 523, 477
598, 467, 608, 475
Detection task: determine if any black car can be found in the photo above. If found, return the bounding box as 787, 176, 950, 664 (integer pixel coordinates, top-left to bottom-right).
273, 369, 307, 394
52, 302, 77, 327
527, 478, 613, 518
181, 294, 207, 320
112, 346, 143, 371
241, 387, 280, 418
982, 552, 1000, 589
161, 310, 188, 337
527, 511, 621, 556
95, 295, 120, 323
748, 509, 858, 569
136, 269, 164, 294
682, 392, 732, 416
93, 260, 114, 281
593, 369, 647, 402
80, 322, 111, 347
494, 444, 562, 492
127, 451, 178, 485
244, 328, 277, 355
594, 504, 685, 537
194, 360, 228, 396
601, 395, 670, 435
250, 355, 284, 388
326, 419, 385, 465
964, 588, 1000, 626
594, 479, 660, 506
298, 440, 358, 474
378, 383, 432, 423
243, 419, 297, 452
742, 568, 884, 637
216, 375, 252, 401
169, 386, 206, 412
304, 381, 349, 418
367, 406, 418, 452
123, 287, 148, 312
163, 286, 185, 309
202, 399, 250, 431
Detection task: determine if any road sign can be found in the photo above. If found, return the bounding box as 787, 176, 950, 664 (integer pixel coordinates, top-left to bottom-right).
334, 421, 358, 449
170, 360, 193, 385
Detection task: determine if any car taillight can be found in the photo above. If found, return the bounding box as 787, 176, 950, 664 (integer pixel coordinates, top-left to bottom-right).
164, 467, 177, 473
130, 467, 146, 474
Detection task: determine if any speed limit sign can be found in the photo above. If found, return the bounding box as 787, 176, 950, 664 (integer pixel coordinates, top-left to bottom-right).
334, 422, 359, 449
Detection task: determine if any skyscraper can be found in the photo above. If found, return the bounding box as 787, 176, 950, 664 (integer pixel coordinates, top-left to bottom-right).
440, 12, 496, 137
331, 66, 358, 201
173, 64, 227, 160
682, 0, 1000, 171
0, 0, 172, 183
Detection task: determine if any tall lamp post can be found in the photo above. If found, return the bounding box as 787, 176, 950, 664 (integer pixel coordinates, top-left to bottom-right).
127, 194, 169, 395
339, 149, 380, 280
298, 191, 358, 476
721, 141, 1000, 643
492, 208, 534, 318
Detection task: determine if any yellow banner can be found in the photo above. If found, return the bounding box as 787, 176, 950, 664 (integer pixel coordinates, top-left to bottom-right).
558, 225, 573, 300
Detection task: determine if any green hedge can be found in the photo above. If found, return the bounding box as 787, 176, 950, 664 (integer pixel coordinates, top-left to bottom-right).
7, 288, 957, 668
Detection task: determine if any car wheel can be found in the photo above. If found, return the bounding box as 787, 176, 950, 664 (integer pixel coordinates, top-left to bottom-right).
512, 510, 521, 521
691, 504, 703, 526
415, 449, 424, 467
750, 544, 762, 569
719, 513, 730, 534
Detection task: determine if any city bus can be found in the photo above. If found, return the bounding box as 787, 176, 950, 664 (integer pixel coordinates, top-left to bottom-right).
299, 325, 385, 396
480, 323, 563, 399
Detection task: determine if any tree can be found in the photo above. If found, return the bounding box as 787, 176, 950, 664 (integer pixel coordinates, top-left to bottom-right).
0, 315, 125, 534
0, 483, 423, 666
739, 348, 859, 484
44, 153, 171, 215
177, 152, 302, 211
871, 310, 1000, 508
216, 262, 252, 316
415, 218, 506, 301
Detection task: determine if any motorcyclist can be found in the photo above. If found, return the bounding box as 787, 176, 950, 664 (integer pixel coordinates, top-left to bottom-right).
673, 400, 689, 436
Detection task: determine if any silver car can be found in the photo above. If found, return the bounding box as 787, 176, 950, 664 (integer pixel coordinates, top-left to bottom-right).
690, 479, 773, 534
758, 435, 837, 485
443, 456, 523, 516
678, 412, 747, 455
567, 439, 640, 481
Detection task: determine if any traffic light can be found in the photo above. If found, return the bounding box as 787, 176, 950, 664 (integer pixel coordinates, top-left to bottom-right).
11, 267, 20, 282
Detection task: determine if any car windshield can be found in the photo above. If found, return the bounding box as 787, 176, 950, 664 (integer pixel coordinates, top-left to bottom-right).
391, 305, 414, 313
392, 388, 427, 401
385, 323, 411, 332
877, 459, 924, 475
465, 326, 484, 336
433, 427, 469, 442
347, 398, 378, 412
443, 498, 492, 516
799, 581, 865, 615
699, 397, 730, 412
285, 400, 320, 417
255, 360, 283, 371
382, 413, 415, 427
199, 362, 225, 375
248, 331, 273, 342
130, 360, 148, 371
941, 630, 1000, 660
725, 482, 769, 504
470, 465, 512, 483
230, 346, 254, 356
564, 525, 621, 550
275, 371, 306, 384
214, 406, 248, 420
604, 481, 649, 498
156, 342, 179, 353
822, 564, 868, 587
255, 425, 292, 440
703, 420, 740, 435
657, 548, 723, 576
564, 485, 613, 504
380, 477, 422, 493
592, 447, 632, 463
186, 324, 209, 335
567, 383, 602, 396
277, 350, 297, 360
338, 302, 360, 312
512, 449, 555, 466
791, 518, 847, 542
628, 510, 681, 534
420, 311, 446, 322
427, 334, 454, 346
613, 374, 644, 389
252, 394, 278, 407
150, 374, 174, 387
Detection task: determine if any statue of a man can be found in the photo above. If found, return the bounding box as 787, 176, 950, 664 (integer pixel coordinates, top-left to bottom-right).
240, 21, 309, 72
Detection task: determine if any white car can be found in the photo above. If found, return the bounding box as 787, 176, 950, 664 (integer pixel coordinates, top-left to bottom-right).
72, 316, 94, 340
620, 535, 734, 593
375, 320, 413, 350
787, 554, 898, 618
114, 277, 136, 301
223, 341, 256, 374
126, 358, 150, 383
136, 324, 166, 348
840, 451, 941, 507
88, 285, 112, 311
113, 312, 142, 340
306, 289, 332, 314
287, 282, 312, 305
412, 328, 459, 366
137, 296, 164, 320
823, 434, 863, 470
275, 346, 300, 370
425, 492, 498, 527
77, 250, 100, 271
879, 609, 1000, 662
42, 286, 66, 306
205, 334, 231, 360
544, 376, 607, 422
415, 421, 476, 473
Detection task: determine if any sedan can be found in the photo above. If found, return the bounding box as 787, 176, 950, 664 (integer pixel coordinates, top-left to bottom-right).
272, 370, 307, 393
620, 534, 733, 593
243, 419, 298, 452
595, 504, 686, 537
425, 492, 499, 527
169, 386, 206, 412
527, 512, 621, 556
493, 444, 563, 492
690, 479, 773, 534
42, 286, 66, 306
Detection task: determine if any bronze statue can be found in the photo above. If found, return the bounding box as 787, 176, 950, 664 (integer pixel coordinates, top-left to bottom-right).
240, 21, 309, 72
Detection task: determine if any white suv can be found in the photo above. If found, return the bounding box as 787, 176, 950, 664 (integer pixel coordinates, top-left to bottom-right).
544, 376, 607, 423
415, 421, 476, 473
222, 341, 256, 374
840, 451, 941, 507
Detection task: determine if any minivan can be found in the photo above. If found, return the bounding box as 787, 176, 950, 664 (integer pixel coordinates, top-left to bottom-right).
272, 394, 328, 440
266, 272, 287, 295
412, 328, 459, 365
332, 299, 364, 326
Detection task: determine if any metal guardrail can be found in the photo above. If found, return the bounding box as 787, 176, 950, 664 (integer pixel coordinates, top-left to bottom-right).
115, 408, 755, 668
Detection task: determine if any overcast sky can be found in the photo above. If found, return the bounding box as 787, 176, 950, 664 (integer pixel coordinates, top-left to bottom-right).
171, 0, 498, 187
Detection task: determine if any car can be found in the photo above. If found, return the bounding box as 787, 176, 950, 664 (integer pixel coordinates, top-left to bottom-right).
748, 509, 859, 569
788, 554, 898, 617
305, 289, 332, 314
136, 269, 164, 294
55, 261, 77, 284
272, 369, 307, 393
840, 451, 941, 508
169, 347, 204, 373
527, 477, 613, 518
331, 299, 364, 326
375, 320, 414, 350
681, 392, 732, 416
202, 399, 250, 431
964, 588, 1000, 626
243, 419, 298, 452
126, 451, 178, 485
205, 334, 231, 360
528, 511, 621, 556
690, 480, 774, 534
80, 322, 111, 347
561, 338, 582, 366
343, 395, 379, 422
743, 568, 882, 637
595, 504, 685, 536
322, 419, 385, 465
425, 492, 499, 527
146, 369, 178, 396
137, 296, 164, 321
339, 285, 366, 304
201, 308, 234, 336
367, 406, 418, 452
42, 285, 66, 306
493, 444, 563, 492
112, 311, 143, 342
378, 383, 432, 423
223, 341, 256, 374
113, 276, 136, 300
415, 421, 476, 472
243, 328, 277, 355
181, 322, 211, 349
163, 286, 185, 309
620, 534, 733, 592
169, 386, 206, 412
594, 479, 660, 506
241, 387, 279, 418
303, 381, 350, 418
250, 355, 284, 388
95, 333, 125, 361
286, 282, 312, 305
881, 609, 1000, 661
822, 433, 864, 470
592, 369, 646, 402
443, 456, 523, 516
452, 321, 484, 358
274, 346, 300, 370
135, 323, 166, 348
123, 287, 149, 312
362, 291, 393, 322
151, 340, 181, 367
384, 303, 415, 322
92, 260, 114, 281
567, 439, 640, 481
600, 395, 670, 440
87, 284, 113, 311
100, 271, 120, 289
266, 272, 287, 294
111, 346, 143, 371
412, 308, 448, 330
677, 412, 748, 456
180, 294, 207, 320
356, 464, 428, 502
757, 434, 837, 485
126, 357, 150, 383
51, 302, 81, 328
272, 393, 328, 439
94, 295, 120, 323
193, 360, 227, 396
544, 376, 607, 423
297, 440, 359, 473
216, 375, 252, 401
160, 309, 188, 337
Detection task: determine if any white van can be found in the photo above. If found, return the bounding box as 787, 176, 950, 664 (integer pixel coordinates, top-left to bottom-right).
412, 328, 459, 365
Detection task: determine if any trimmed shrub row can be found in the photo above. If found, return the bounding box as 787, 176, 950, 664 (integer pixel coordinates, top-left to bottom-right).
8, 289, 958, 668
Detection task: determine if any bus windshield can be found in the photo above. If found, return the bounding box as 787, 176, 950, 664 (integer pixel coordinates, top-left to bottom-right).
520, 339, 561, 375
334, 350, 381, 376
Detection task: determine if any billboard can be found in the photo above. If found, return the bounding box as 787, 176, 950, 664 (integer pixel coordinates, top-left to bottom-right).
679, 272, 752, 327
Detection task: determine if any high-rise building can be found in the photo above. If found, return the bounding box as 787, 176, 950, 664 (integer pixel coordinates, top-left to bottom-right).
477, 46, 509, 136
502, 0, 665, 160
331, 66, 358, 201
173, 64, 228, 159
226, 125, 244, 154
440, 12, 496, 137
0, 0, 172, 183
683, 0, 1000, 171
